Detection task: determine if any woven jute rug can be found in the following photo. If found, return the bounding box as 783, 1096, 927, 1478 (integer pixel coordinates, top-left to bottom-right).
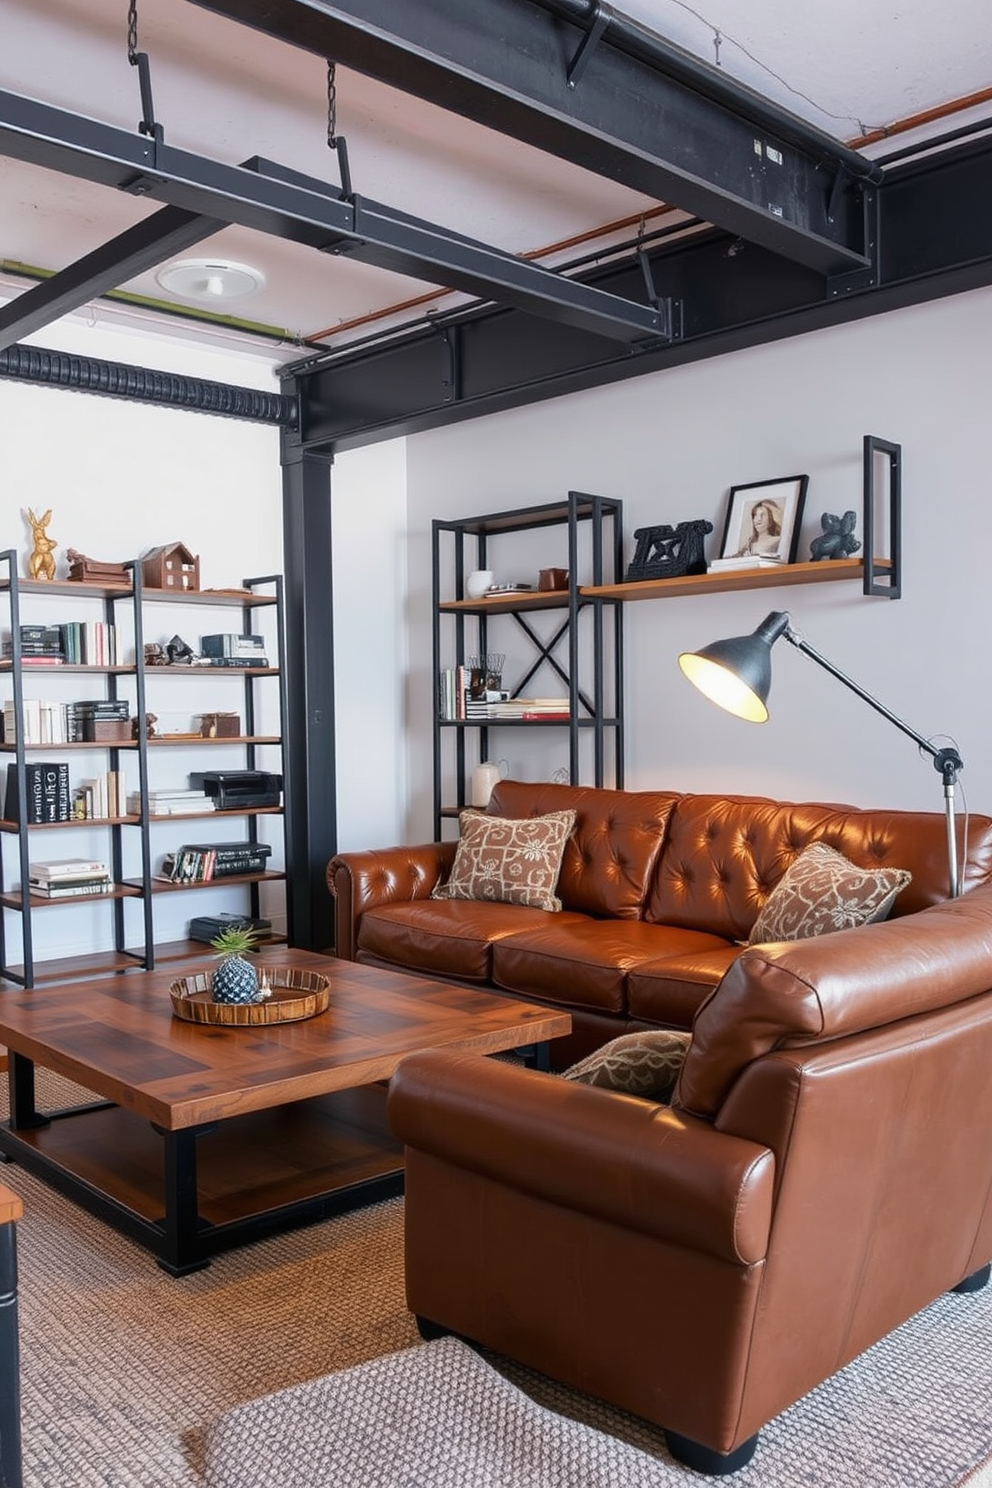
4, 1072, 992, 1487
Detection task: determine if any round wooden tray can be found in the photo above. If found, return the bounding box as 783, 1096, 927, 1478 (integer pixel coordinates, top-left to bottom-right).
170, 967, 331, 1026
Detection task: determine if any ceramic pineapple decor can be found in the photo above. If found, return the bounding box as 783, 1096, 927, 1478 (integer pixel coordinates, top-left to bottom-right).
210, 925, 263, 1004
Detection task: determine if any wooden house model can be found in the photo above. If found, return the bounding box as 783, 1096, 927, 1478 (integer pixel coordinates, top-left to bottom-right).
141, 541, 201, 592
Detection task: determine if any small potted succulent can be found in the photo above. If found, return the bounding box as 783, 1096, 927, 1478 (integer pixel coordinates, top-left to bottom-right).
210, 924, 262, 1004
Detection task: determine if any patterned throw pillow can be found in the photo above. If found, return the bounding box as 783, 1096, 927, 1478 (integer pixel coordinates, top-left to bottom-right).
563, 1030, 692, 1101
432, 809, 576, 912
748, 841, 912, 944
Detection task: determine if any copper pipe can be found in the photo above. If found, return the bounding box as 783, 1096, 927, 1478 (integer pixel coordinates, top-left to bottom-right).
848, 86, 992, 149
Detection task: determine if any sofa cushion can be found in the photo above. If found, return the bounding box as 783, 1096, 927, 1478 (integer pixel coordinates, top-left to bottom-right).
432, 808, 576, 912
626, 944, 745, 1028
488, 780, 679, 920
492, 918, 721, 1015
358, 900, 586, 982
563, 1029, 692, 1100
748, 842, 911, 944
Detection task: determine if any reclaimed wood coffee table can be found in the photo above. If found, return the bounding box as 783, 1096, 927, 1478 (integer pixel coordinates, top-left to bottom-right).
0, 950, 570, 1274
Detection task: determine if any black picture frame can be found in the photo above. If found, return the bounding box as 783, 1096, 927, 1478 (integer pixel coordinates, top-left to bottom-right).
718, 474, 809, 563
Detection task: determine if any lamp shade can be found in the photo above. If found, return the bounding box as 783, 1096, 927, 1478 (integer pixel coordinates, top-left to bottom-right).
677, 610, 791, 722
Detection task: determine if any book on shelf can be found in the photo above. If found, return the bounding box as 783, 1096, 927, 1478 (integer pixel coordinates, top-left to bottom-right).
706, 555, 785, 572
29, 856, 109, 880
74, 771, 126, 820
200, 633, 266, 659
28, 877, 113, 898
4, 762, 71, 823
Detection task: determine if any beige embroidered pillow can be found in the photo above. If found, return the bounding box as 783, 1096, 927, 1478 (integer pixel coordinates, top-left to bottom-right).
748, 841, 911, 944
563, 1030, 692, 1101
432, 809, 576, 912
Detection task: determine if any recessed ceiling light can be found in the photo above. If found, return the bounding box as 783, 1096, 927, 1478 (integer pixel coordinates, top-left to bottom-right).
155, 258, 267, 303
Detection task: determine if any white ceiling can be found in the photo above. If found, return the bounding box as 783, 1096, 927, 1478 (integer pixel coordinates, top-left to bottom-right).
3, 0, 992, 355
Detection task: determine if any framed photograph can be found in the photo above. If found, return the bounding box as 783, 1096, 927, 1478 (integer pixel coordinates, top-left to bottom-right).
718, 475, 809, 563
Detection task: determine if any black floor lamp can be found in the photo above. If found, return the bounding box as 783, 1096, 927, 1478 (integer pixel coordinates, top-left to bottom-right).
678, 610, 965, 897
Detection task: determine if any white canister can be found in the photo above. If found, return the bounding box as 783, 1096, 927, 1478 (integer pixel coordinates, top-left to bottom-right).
465, 569, 494, 599
471, 759, 507, 806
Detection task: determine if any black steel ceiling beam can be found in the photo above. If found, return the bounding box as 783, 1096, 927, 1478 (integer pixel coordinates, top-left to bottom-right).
0, 205, 225, 352
189, 0, 876, 277
288, 134, 992, 453
0, 89, 665, 346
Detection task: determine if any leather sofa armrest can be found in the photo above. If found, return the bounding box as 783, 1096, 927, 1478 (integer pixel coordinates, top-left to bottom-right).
389, 1050, 774, 1265
326, 842, 457, 960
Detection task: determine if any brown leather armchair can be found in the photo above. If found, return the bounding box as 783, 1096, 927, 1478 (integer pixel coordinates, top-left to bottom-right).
388, 880, 992, 1473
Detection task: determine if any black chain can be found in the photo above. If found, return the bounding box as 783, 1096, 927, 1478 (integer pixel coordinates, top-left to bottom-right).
127, 0, 139, 66
326, 60, 338, 148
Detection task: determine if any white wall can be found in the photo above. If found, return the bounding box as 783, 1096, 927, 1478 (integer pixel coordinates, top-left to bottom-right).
402, 286, 992, 837
331, 439, 410, 850
0, 314, 286, 962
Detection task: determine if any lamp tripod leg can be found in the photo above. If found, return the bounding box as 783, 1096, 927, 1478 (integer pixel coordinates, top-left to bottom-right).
944, 780, 960, 899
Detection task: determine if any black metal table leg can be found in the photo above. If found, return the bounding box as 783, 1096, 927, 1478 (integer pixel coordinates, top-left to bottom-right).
7, 1056, 47, 1132
0, 1219, 23, 1488
157, 1127, 209, 1277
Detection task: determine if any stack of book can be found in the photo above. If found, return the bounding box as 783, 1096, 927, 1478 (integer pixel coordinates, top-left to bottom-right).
132, 787, 214, 816
68, 699, 131, 742
199, 634, 269, 667
160, 841, 272, 883
467, 697, 571, 720
4, 762, 71, 823
2, 625, 65, 664
28, 858, 112, 898
73, 770, 127, 820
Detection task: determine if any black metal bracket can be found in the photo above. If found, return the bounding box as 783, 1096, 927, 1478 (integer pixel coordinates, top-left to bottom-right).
132, 51, 164, 144
567, 2, 613, 89
862, 433, 902, 599
430, 323, 459, 404
329, 134, 354, 200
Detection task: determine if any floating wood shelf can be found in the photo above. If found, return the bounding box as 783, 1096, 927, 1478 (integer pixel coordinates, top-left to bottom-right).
581, 558, 891, 603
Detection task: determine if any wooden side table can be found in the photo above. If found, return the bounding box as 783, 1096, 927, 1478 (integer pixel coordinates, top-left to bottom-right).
0, 1182, 23, 1488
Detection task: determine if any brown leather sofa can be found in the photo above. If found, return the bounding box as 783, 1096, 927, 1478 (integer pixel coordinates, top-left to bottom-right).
388, 879, 992, 1472
328, 779, 992, 1067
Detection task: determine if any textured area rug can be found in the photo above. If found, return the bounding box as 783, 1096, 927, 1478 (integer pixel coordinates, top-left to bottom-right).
3, 1071, 992, 1487
206, 1306, 992, 1488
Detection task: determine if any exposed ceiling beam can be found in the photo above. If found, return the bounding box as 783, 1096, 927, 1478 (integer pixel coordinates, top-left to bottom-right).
0, 206, 225, 352
190, 0, 877, 278
0, 89, 666, 347
285, 135, 992, 452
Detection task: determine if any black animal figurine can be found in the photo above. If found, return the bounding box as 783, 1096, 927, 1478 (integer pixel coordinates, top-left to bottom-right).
810, 510, 861, 561
625, 519, 713, 581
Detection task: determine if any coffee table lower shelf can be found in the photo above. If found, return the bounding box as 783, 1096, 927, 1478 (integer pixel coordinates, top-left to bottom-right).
0, 1083, 404, 1275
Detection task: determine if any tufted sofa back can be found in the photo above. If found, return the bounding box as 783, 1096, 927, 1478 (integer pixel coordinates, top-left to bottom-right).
487, 779, 679, 920
488, 781, 992, 939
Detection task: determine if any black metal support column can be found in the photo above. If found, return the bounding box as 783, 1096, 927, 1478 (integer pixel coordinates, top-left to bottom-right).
281, 393, 338, 952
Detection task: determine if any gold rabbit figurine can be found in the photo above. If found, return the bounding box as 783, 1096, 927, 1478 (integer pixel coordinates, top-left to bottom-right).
25, 507, 57, 581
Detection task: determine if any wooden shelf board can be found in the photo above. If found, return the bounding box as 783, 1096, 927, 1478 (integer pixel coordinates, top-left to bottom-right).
146, 665, 279, 675
0, 815, 140, 832
581, 557, 891, 602
146, 806, 283, 823
439, 591, 578, 615
0, 741, 138, 752
141, 588, 278, 607
0, 578, 132, 600
0, 662, 136, 674
143, 935, 288, 964
0, 948, 147, 985
1, 884, 142, 911
147, 735, 280, 746
124, 869, 286, 894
